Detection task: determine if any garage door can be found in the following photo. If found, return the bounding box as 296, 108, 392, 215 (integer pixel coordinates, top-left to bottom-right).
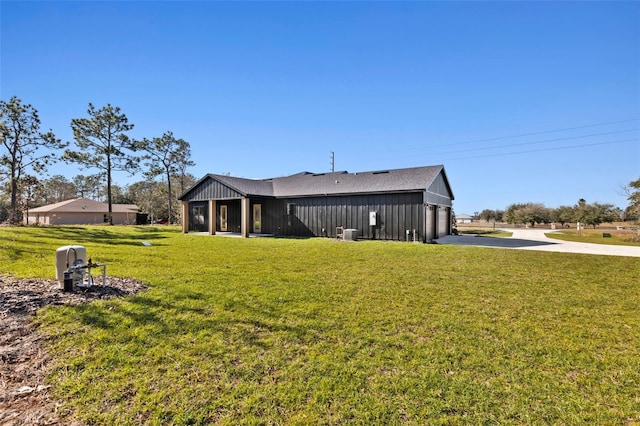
438, 207, 449, 237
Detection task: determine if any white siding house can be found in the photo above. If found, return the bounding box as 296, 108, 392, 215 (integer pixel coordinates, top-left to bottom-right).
457, 214, 473, 224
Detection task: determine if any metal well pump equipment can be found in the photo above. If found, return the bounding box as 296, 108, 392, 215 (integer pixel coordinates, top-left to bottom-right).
55, 245, 107, 291
56, 245, 86, 291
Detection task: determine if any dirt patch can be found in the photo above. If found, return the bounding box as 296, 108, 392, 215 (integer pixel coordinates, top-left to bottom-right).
0, 275, 147, 425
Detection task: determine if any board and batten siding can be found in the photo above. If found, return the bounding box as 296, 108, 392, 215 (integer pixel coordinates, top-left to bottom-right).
188, 201, 209, 232
276, 192, 425, 241
425, 172, 453, 206
183, 177, 244, 201
188, 191, 447, 242
180, 166, 454, 242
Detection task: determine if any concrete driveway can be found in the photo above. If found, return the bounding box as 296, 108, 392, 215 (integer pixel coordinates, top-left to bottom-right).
437, 228, 640, 257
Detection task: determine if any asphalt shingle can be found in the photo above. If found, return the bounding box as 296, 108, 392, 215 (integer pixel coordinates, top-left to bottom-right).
200, 165, 445, 198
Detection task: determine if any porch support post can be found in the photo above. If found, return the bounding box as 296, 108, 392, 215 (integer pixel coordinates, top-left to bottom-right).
241, 198, 250, 238
182, 201, 189, 233
208, 200, 216, 235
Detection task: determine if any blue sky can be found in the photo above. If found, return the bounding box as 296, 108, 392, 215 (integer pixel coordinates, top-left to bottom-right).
1, 1, 638, 215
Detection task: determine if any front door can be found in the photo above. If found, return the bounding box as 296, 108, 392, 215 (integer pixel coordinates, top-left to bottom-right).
253, 204, 262, 233
220, 205, 228, 231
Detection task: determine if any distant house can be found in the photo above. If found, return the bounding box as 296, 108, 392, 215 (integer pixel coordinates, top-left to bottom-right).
179, 165, 454, 243
457, 214, 473, 224
24, 197, 140, 225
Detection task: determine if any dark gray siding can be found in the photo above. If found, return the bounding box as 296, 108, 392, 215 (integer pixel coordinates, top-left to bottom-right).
188, 202, 208, 232
274, 192, 425, 241
251, 198, 282, 234
189, 192, 436, 241
216, 200, 242, 233
183, 177, 244, 202
425, 173, 453, 206
182, 167, 454, 241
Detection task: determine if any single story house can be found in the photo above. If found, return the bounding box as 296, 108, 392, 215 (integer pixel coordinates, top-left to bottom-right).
179, 165, 454, 243
24, 197, 140, 225
457, 214, 473, 224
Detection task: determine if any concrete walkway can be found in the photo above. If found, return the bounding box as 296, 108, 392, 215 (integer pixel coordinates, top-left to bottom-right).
192, 232, 275, 238
438, 228, 640, 257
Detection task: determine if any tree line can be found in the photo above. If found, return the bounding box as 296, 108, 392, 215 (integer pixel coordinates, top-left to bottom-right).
0, 96, 195, 225
4, 96, 639, 229
475, 191, 640, 230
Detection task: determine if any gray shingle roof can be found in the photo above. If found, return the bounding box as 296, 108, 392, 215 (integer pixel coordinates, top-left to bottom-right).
191, 165, 447, 198
210, 175, 275, 197
273, 165, 445, 197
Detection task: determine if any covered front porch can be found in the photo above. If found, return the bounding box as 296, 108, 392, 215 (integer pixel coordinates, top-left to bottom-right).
182, 198, 264, 238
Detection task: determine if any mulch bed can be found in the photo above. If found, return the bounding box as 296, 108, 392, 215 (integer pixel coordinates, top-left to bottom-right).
0, 275, 147, 425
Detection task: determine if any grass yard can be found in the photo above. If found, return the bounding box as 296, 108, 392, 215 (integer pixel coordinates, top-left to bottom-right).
457, 229, 513, 238
1, 226, 639, 424
547, 229, 640, 246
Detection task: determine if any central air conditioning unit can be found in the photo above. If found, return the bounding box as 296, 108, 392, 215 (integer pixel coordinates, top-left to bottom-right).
343, 228, 358, 241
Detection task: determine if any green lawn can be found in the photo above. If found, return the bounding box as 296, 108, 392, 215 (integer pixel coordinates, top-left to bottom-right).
458, 229, 513, 238
2, 226, 639, 424
546, 229, 640, 246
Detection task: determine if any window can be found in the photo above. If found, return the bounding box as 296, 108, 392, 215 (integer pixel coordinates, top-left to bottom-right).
220, 205, 228, 231
193, 206, 205, 225
287, 203, 296, 215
